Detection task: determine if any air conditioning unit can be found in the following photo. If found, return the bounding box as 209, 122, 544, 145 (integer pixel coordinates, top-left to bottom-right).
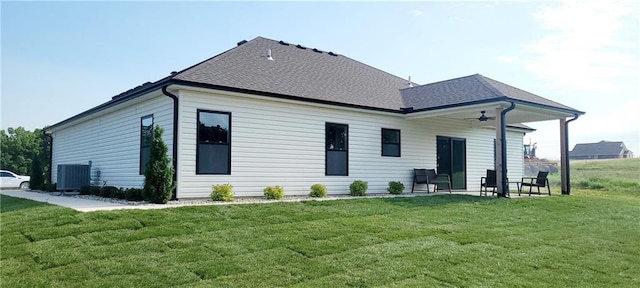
57, 164, 90, 191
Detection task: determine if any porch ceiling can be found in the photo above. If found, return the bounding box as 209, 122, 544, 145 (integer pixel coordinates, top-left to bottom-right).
404, 101, 579, 125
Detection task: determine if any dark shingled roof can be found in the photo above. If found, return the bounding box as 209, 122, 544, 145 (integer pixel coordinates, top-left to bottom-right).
47, 36, 583, 131
400, 74, 577, 111
173, 37, 580, 113
173, 36, 409, 111
570, 141, 629, 156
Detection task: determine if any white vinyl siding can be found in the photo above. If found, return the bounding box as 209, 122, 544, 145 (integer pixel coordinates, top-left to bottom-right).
50, 95, 173, 188
176, 88, 525, 198
49, 87, 525, 197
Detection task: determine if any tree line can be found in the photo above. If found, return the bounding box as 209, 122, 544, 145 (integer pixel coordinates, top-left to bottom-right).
0, 127, 51, 189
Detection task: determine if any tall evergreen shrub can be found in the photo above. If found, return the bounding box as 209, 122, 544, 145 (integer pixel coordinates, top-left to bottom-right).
29, 156, 44, 190
143, 125, 175, 204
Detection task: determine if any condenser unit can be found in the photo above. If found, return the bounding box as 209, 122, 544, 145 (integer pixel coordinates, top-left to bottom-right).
57, 164, 90, 191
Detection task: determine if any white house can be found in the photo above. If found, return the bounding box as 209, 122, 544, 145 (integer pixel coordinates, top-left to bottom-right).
45, 37, 584, 198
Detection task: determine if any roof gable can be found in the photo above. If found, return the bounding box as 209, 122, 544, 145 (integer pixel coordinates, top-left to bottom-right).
400, 74, 579, 112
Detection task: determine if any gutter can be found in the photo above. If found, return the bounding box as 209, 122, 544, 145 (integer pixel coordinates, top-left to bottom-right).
562, 114, 580, 195
162, 85, 179, 200
499, 101, 516, 198
42, 130, 53, 185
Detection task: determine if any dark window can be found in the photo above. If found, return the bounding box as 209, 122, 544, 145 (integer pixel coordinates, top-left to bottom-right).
382, 128, 401, 157
139, 115, 154, 175
326, 123, 348, 176
1, 172, 14, 178
197, 110, 231, 174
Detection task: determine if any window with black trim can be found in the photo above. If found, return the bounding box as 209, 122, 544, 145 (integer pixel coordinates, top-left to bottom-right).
139, 115, 154, 175
197, 110, 231, 174
326, 123, 348, 176
382, 128, 401, 157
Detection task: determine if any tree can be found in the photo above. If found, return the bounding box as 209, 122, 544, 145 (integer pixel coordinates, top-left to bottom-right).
143, 125, 175, 204
0, 127, 50, 176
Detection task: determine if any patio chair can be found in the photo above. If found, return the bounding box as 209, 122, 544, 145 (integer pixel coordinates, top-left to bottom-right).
480, 169, 497, 196
520, 171, 551, 196
412, 169, 452, 193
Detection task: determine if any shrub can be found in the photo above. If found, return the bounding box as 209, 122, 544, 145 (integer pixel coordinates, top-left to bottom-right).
125, 188, 144, 201
101, 186, 120, 198
387, 181, 405, 194
113, 188, 126, 199
89, 186, 102, 196
44, 183, 57, 192
29, 156, 44, 190
309, 183, 327, 197
143, 125, 175, 204
79, 185, 91, 195
211, 183, 234, 202
349, 180, 368, 196
264, 185, 285, 200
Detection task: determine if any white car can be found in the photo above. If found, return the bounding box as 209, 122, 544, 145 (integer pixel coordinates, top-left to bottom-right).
0, 170, 30, 189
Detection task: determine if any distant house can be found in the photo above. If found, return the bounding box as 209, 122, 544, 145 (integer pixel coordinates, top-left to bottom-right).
570, 141, 634, 160
45, 36, 584, 198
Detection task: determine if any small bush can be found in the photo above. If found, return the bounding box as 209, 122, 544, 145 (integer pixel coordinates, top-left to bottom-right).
89, 186, 102, 196
101, 186, 120, 198
264, 186, 285, 200
211, 183, 234, 202
44, 183, 57, 192
349, 180, 368, 196
113, 189, 126, 199
125, 188, 144, 201
387, 181, 405, 194
310, 183, 327, 198
80, 185, 91, 195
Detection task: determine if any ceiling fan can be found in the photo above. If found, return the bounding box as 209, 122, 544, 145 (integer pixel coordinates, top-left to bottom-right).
466, 111, 496, 122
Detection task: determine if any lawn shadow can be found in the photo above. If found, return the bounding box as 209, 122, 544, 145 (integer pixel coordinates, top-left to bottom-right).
379, 194, 500, 208
0, 194, 51, 213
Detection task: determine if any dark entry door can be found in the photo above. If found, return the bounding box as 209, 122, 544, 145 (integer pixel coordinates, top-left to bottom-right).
437, 136, 466, 189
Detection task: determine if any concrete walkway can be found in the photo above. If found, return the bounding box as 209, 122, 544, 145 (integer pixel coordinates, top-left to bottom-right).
1, 189, 544, 213
0, 190, 173, 212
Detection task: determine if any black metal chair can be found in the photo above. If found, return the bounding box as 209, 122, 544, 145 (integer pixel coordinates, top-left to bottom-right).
480, 169, 497, 196
412, 169, 452, 193
520, 171, 551, 196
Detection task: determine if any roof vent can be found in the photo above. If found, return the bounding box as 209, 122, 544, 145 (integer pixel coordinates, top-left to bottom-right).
312, 48, 323, 53
266, 49, 274, 61
237, 40, 247, 46
328, 51, 338, 56
170, 71, 177, 75
408, 76, 413, 87
278, 40, 290, 46
296, 44, 307, 50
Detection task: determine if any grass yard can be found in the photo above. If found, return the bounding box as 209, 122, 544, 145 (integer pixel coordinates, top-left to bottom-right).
1, 159, 639, 287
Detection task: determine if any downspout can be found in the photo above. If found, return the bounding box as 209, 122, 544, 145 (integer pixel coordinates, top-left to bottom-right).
162, 85, 179, 200
42, 130, 53, 185
499, 101, 516, 197
562, 114, 580, 195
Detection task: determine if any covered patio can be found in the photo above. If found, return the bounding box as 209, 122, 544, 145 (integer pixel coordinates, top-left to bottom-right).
401, 74, 585, 197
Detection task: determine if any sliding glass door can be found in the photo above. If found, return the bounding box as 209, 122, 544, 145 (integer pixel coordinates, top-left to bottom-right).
437, 136, 466, 190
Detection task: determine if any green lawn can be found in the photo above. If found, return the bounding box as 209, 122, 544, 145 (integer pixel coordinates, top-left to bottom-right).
2, 159, 639, 287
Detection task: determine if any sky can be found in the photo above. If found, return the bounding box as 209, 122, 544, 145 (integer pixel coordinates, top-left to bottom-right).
2, 1, 638, 159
